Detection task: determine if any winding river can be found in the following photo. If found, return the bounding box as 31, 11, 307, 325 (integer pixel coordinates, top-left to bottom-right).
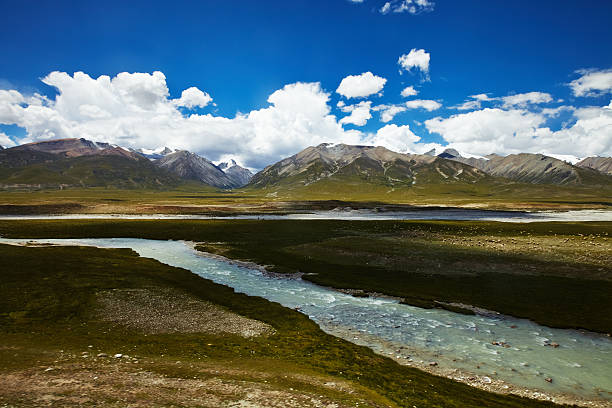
1, 237, 610, 406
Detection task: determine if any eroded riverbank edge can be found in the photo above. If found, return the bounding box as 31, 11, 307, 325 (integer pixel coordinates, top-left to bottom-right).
188, 242, 611, 408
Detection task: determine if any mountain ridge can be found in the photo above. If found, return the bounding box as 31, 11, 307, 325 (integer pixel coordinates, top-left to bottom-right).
435, 149, 610, 185
576, 156, 612, 176
248, 143, 491, 190
154, 150, 243, 189
1, 138, 610, 192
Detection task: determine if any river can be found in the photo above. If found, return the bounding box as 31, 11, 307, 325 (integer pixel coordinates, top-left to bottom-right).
0, 237, 610, 406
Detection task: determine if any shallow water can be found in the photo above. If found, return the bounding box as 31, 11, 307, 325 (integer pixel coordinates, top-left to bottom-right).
1, 208, 611, 222
2, 237, 611, 403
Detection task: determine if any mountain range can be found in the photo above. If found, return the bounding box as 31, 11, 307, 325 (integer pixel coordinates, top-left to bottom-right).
434, 148, 607, 185
249, 143, 490, 189
576, 156, 612, 176
250, 143, 611, 190
0, 138, 610, 194
155, 150, 250, 189
0, 138, 252, 190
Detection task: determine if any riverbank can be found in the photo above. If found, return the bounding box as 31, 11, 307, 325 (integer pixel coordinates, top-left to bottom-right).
1, 218, 610, 333
0, 242, 562, 407
190, 243, 612, 407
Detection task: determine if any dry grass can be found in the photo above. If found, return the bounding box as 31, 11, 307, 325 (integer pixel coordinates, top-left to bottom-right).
0, 357, 379, 408
96, 288, 275, 337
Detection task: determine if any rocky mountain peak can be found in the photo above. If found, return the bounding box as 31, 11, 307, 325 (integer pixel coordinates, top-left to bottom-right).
218, 159, 238, 170
437, 148, 461, 159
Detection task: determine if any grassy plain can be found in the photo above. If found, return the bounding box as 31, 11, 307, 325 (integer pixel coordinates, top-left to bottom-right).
0, 243, 564, 407
1, 219, 610, 334
0, 182, 611, 214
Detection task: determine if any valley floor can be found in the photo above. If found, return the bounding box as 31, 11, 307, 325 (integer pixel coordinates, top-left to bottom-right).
1, 202, 610, 407
0, 185, 611, 215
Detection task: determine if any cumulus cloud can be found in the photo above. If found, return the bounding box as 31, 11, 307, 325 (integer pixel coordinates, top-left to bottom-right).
339, 101, 372, 126
0, 132, 15, 148
425, 104, 612, 157
366, 123, 442, 154
380, 0, 434, 15
569, 69, 612, 97
0, 71, 363, 169
0, 89, 26, 105
400, 86, 418, 97
336, 72, 387, 99
173, 87, 213, 108
501, 92, 552, 108
453, 100, 481, 111
405, 99, 441, 111
453, 92, 552, 110
471, 93, 492, 101
398, 49, 430, 79
372, 104, 407, 123
2, 70, 610, 169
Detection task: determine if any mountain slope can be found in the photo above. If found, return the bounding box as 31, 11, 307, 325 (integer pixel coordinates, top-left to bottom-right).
8, 138, 141, 159
249, 143, 490, 190
130, 146, 174, 160
0, 139, 185, 189
439, 149, 610, 185
155, 151, 238, 188
0, 154, 183, 189
219, 159, 253, 187
576, 156, 612, 175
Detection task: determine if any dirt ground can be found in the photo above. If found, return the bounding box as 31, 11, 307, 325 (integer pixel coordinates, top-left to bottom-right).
0, 358, 378, 407
96, 288, 275, 337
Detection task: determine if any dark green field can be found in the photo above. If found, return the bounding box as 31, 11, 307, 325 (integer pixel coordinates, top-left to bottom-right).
1, 219, 610, 334
0, 242, 567, 407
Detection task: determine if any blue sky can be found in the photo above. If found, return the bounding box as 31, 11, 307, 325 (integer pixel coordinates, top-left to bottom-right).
1, 0, 611, 167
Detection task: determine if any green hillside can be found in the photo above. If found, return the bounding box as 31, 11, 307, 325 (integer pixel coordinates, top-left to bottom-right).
0, 154, 186, 189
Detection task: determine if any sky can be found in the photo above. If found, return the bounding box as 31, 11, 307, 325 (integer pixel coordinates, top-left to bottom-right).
0, 0, 611, 169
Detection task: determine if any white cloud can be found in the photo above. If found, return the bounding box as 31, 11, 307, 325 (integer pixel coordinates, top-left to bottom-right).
501, 92, 552, 108
569, 69, 612, 97
2, 70, 610, 170
541, 105, 575, 117
453, 100, 482, 111
0, 132, 15, 148
380, 0, 434, 15
348, 0, 364, 3
546, 104, 612, 157
366, 123, 442, 154
398, 49, 430, 79
425, 104, 612, 157
453, 92, 552, 110
471, 93, 492, 101
405, 99, 441, 111
0, 71, 363, 169
367, 124, 419, 152
173, 87, 213, 109
0, 89, 26, 105
339, 101, 372, 126
372, 104, 407, 122
400, 86, 418, 97
336, 72, 387, 99
452, 93, 494, 111
426, 108, 547, 155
